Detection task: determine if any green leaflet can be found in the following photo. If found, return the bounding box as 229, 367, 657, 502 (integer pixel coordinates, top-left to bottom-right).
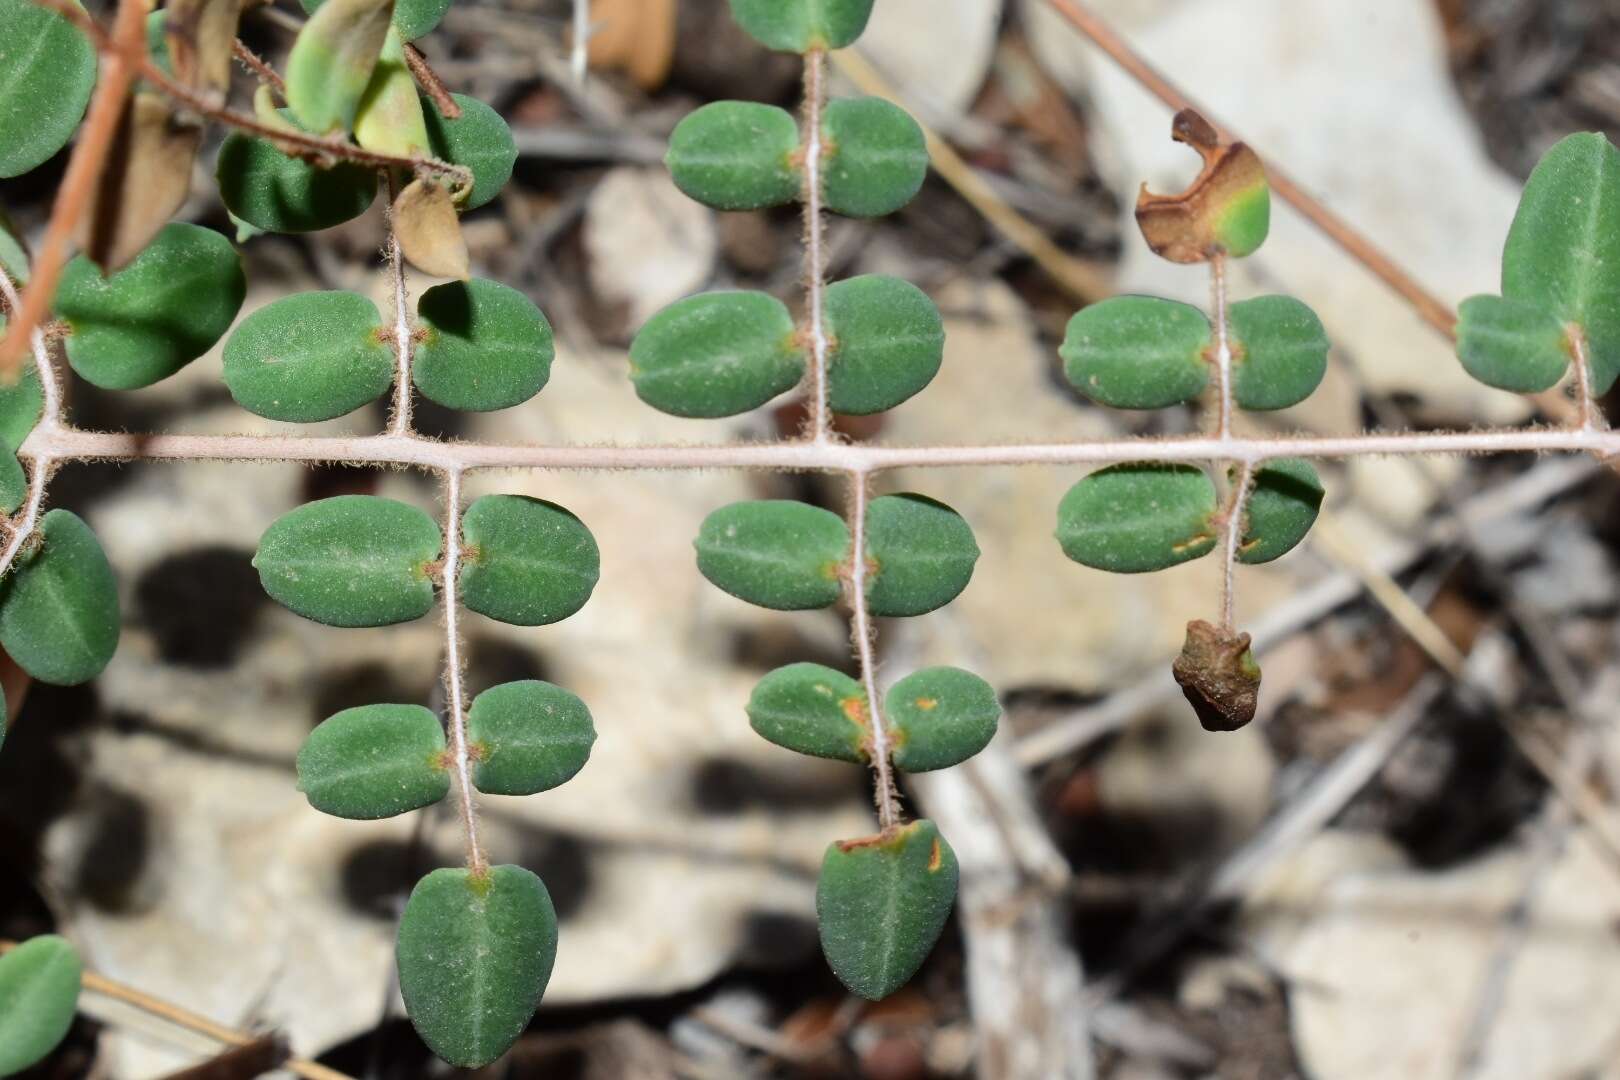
285, 0, 394, 135
0, 450, 26, 515
746, 662, 868, 763
354, 27, 430, 157
216, 127, 378, 234
56, 223, 246, 391
0, 368, 43, 452
458, 495, 599, 626
1456, 294, 1571, 394
297, 704, 449, 819
1228, 295, 1330, 411
886, 667, 999, 773
300, 0, 451, 41
0, 935, 82, 1076
629, 292, 805, 418
468, 680, 596, 796
0, 510, 119, 686
727, 0, 875, 52
1061, 295, 1212, 409
398, 865, 558, 1068
864, 493, 978, 617
694, 500, 850, 611
0, 0, 96, 178
1238, 458, 1324, 565
413, 279, 554, 413
822, 97, 928, 218
255, 496, 442, 628
1056, 463, 1219, 574
0, 210, 29, 284
223, 291, 394, 422
666, 101, 802, 212
423, 93, 517, 211
824, 275, 944, 415
1500, 133, 1620, 393
817, 820, 958, 1000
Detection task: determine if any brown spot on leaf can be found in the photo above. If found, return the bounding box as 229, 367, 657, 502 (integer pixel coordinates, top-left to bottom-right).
1172, 618, 1262, 732
913, 697, 937, 711
927, 838, 943, 872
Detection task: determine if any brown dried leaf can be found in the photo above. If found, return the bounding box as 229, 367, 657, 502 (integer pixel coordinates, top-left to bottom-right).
1172, 618, 1262, 732
586, 0, 677, 90
78, 93, 201, 272
393, 176, 469, 280
1135, 108, 1270, 264
164, 0, 243, 95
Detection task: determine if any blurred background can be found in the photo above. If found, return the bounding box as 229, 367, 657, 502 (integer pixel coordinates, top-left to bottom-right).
3, 0, 1620, 1076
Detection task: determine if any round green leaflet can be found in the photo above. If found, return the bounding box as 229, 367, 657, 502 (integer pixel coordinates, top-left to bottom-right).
1060, 295, 1212, 409
285, 0, 393, 135
458, 495, 599, 626
746, 662, 868, 763
423, 93, 518, 212
468, 680, 596, 796
297, 704, 449, 819
0, 211, 29, 285
0, 0, 97, 179
1228, 295, 1330, 411
55, 223, 246, 391
726, 0, 875, 52
0, 451, 26, 515
886, 667, 999, 773
300, 0, 452, 41
0, 935, 82, 1076
397, 865, 558, 1069
1455, 294, 1571, 394
0, 510, 120, 686
1056, 463, 1219, 574
223, 291, 394, 423
1237, 458, 1324, 565
0, 367, 42, 452
823, 276, 944, 415
413, 279, 554, 413
255, 495, 443, 628
822, 97, 929, 218
216, 128, 378, 234
694, 500, 851, 611
629, 292, 806, 419
817, 820, 958, 1000
666, 101, 803, 212
864, 493, 978, 617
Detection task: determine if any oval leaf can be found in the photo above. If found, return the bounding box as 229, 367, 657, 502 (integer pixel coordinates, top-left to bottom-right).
56, 223, 245, 390
255, 495, 442, 627
354, 27, 430, 156
1456, 294, 1570, 394
0, 451, 28, 515
822, 97, 928, 218
459, 495, 598, 626
865, 493, 977, 617
224, 291, 394, 422
300, 0, 450, 41
1060, 295, 1211, 409
1238, 458, 1324, 565
217, 130, 378, 234
0, 510, 119, 686
886, 667, 999, 773
0, 0, 96, 178
413, 279, 553, 412
727, 0, 874, 52
285, 0, 393, 134
629, 292, 805, 418
747, 662, 868, 763
423, 93, 516, 212
0, 935, 82, 1076
1056, 463, 1218, 573
1500, 133, 1620, 393
297, 703, 449, 819
824, 275, 944, 414
695, 500, 850, 611
468, 680, 595, 796
817, 820, 958, 1000
0, 368, 45, 452
1229, 295, 1329, 411
392, 176, 469, 280
666, 101, 802, 212
398, 865, 558, 1069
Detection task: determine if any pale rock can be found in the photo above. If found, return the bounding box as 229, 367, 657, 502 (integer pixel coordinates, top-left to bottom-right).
585, 166, 718, 330
856, 0, 1004, 117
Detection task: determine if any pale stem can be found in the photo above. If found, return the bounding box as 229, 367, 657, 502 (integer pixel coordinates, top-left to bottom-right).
439, 468, 488, 877
1569, 326, 1602, 433
383, 174, 414, 437
1210, 252, 1234, 441
802, 47, 833, 444
1218, 461, 1254, 630
848, 471, 901, 831
571, 0, 591, 84
0, 270, 64, 581
1208, 252, 1245, 627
